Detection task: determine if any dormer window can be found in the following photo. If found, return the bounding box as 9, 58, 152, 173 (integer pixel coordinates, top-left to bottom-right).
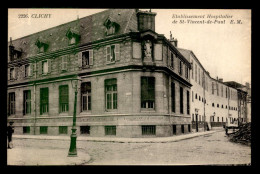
66, 28, 80, 45
104, 17, 120, 36
35, 39, 48, 53
9, 46, 22, 61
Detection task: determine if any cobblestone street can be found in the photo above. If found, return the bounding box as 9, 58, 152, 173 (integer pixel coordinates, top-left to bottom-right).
7, 130, 251, 165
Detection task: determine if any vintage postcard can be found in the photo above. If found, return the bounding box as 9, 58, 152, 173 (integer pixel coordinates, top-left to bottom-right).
7, 8, 251, 165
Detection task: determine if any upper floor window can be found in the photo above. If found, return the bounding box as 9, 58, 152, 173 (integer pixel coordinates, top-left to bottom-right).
212, 82, 215, 94
195, 64, 197, 82
9, 68, 15, 80
179, 60, 183, 75
141, 77, 155, 109
104, 18, 120, 36
180, 87, 183, 114
42, 61, 48, 74
171, 82, 175, 112
170, 52, 174, 69
81, 82, 91, 111
39, 60, 51, 75
105, 79, 117, 110
191, 60, 194, 79
35, 39, 49, 53
187, 91, 190, 115
106, 44, 120, 63
66, 28, 80, 45
185, 65, 189, 79
82, 50, 93, 67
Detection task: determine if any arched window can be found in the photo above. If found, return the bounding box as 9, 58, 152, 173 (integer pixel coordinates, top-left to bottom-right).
212, 103, 214, 107
199, 96, 201, 101
217, 104, 219, 108
195, 94, 197, 99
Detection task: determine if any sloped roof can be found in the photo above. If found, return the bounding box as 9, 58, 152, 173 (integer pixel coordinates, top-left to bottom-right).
9, 9, 138, 59
177, 48, 192, 62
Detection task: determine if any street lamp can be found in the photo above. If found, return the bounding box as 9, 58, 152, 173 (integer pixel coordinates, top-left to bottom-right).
68, 77, 81, 157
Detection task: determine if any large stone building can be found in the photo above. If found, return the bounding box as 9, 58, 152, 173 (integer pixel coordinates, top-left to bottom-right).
7, 9, 192, 137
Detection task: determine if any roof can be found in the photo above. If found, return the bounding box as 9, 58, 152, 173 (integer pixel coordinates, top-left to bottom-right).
177, 48, 192, 62
9, 9, 138, 59
224, 81, 246, 89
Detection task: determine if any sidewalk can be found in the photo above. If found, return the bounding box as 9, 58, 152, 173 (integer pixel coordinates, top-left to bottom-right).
7, 147, 91, 166
13, 128, 223, 143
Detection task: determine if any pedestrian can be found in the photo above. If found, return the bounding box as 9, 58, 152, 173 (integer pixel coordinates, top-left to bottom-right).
7, 121, 14, 149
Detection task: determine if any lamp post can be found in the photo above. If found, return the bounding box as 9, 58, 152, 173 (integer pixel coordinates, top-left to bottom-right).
68, 77, 81, 157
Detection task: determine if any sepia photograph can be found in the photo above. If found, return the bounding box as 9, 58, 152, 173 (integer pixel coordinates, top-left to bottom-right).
7, 8, 251, 165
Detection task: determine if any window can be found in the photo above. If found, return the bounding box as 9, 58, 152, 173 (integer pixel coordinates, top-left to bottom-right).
105, 79, 117, 110
217, 117, 219, 122
212, 117, 214, 122
192, 91, 194, 102
195, 64, 197, 82
198, 68, 200, 84
222, 117, 224, 122
141, 77, 155, 109
42, 61, 48, 74
212, 103, 214, 107
10, 68, 15, 80
226, 105, 227, 109
212, 82, 214, 94
80, 126, 90, 135
181, 125, 184, 133
202, 98, 203, 102
81, 82, 91, 111
40, 126, 48, 134
25, 64, 30, 77
185, 65, 188, 79
195, 93, 197, 99
187, 91, 190, 115
222, 105, 223, 108
191, 60, 194, 79
23, 127, 30, 134
216, 83, 219, 96
105, 126, 116, 135
188, 125, 191, 132
172, 125, 176, 135
82, 50, 93, 67
40, 88, 48, 115
221, 86, 223, 97
142, 125, 156, 135
70, 37, 76, 45
59, 126, 68, 134
23, 90, 31, 115
192, 114, 194, 121
180, 87, 183, 114
106, 44, 120, 63
170, 52, 174, 68
59, 85, 69, 113
179, 60, 182, 75
8, 92, 15, 115
171, 82, 175, 112
217, 104, 219, 108
199, 96, 201, 101
226, 87, 228, 98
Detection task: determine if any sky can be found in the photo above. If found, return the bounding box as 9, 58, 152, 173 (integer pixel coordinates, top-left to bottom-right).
8, 9, 251, 86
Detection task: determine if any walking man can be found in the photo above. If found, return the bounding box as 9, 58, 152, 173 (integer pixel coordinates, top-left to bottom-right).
7, 121, 14, 149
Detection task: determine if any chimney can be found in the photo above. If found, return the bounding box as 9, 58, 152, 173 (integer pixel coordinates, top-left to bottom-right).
137, 10, 157, 32
219, 78, 223, 82
169, 31, 178, 47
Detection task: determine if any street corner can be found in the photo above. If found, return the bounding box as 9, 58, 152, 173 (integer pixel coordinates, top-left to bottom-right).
7, 147, 91, 166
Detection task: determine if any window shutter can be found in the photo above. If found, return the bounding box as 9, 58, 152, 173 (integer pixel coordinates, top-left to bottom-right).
22, 65, 25, 78
89, 50, 93, 65
29, 63, 33, 76
106, 46, 111, 62
154, 44, 162, 60
61, 56, 68, 71
47, 59, 51, 73
115, 44, 120, 61
8, 68, 10, 81
78, 52, 82, 67
133, 42, 141, 59
38, 61, 42, 75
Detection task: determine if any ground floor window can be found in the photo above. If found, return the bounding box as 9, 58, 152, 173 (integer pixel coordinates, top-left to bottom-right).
141, 77, 155, 109
172, 125, 176, 135
181, 125, 184, 133
188, 124, 191, 132
23, 126, 30, 134
80, 126, 90, 135
142, 125, 156, 135
40, 126, 48, 134
59, 126, 68, 134
105, 126, 116, 135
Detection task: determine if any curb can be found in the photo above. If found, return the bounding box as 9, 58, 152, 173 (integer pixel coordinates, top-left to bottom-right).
13, 129, 223, 143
